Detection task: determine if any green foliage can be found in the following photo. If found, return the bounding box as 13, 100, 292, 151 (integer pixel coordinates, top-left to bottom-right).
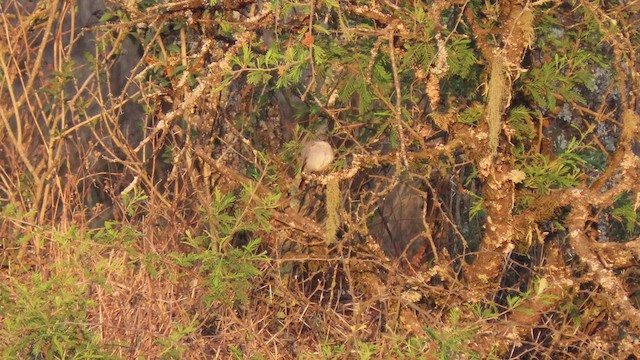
41, 59, 75, 98
309, 333, 444, 359
226, 40, 311, 89
611, 193, 639, 235
447, 38, 479, 78
537, 11, 610, 70
339, 68, 375, 112
402, 42, 436, 71
0, 271, 107, 359
98, 7, 129, 23
315, 343, 346, 358
508, 105, 536, 140
1, 203, 37, 224
520, 55, 577, 109
172, 232, 268, 306
170, 186, 273, 306
519, 7, 610, 112
354, 341, 379, 360
207, 189, 238, 237
578, 147, 608, 170
467, 302, 499, 320
426, 315, 481, 359
517, 153, 580, 194
397, 336, 431, 359
506, 292, 527, 312
458, 104, 484, 125
468, 191, 485, 221
516, 137, 592, 195
92, 220, 143, 245
155, 316, 199, 359
121, 185, 149, 217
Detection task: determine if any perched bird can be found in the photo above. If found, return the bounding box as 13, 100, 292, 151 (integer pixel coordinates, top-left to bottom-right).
302, 140, 334, 173
296, 139, 335, 213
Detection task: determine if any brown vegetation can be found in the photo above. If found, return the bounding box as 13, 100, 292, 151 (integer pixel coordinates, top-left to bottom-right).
1, 0, 639, 358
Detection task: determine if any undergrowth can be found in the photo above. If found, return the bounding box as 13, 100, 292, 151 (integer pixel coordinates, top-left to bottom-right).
1, 0, 639, 358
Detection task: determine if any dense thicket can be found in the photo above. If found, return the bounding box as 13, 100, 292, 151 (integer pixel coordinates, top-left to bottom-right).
1, 0, 639, 358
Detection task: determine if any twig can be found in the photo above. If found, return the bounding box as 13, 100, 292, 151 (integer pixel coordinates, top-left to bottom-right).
387, 21, 408, 168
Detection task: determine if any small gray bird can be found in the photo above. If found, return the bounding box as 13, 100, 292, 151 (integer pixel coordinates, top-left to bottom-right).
302, 140, 334, 173
296, 139, 335, 211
